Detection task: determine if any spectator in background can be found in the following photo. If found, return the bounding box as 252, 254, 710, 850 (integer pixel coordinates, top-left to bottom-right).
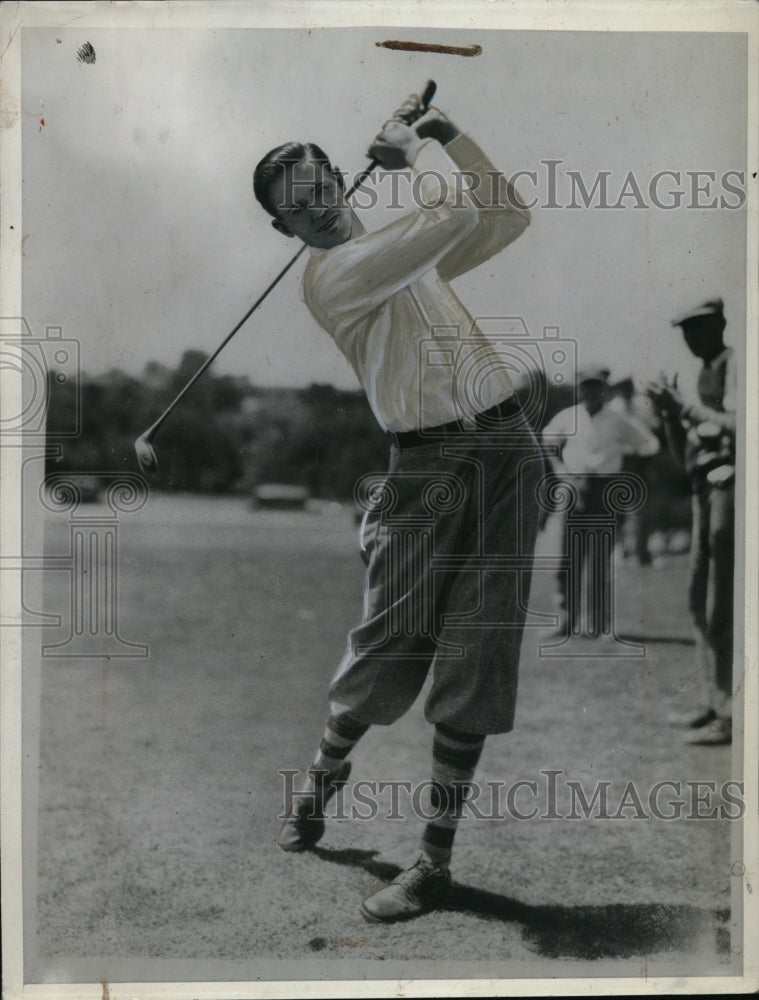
608, 377, 662, 565
648, 299, 736, 746
542, 364, 660, 637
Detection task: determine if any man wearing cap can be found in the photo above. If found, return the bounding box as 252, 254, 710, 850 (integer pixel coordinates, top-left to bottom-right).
542, 364, 660, 636
648, 299, 736, 745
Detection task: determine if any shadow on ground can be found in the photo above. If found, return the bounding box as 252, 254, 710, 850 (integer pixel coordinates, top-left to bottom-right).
313, 846, 730, 960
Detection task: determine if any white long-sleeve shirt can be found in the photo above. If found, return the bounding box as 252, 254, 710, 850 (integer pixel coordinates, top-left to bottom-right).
543, 403, 660, 475
303, 134, 531, 432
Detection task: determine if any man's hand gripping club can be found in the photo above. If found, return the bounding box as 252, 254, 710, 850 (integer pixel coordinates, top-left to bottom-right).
368, 93, 461, 170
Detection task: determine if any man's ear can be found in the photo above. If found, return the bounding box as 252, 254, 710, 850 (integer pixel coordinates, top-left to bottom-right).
331, 164, 345, 191
272, 218, 294, 237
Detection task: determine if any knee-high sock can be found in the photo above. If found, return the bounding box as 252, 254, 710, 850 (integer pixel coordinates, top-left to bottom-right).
311, 712, 370, 776
421, 722, 485, 867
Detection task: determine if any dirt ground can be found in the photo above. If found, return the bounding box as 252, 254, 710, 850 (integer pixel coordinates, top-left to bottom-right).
33, 495, 740, 985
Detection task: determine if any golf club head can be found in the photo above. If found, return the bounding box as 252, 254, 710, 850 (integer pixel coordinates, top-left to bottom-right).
134, 433, 159, 475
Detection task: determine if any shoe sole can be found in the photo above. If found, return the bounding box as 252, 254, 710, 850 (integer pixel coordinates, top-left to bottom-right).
278, 836, 316, 854
359, 903, 388, 924
686, 734, 732, 746
685, 723, 732, 746
358, 883, 451, 924
359, 901, 442, 924
667, 709, 717, 729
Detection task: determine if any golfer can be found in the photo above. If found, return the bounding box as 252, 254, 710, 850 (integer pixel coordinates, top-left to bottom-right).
253, 94, 541, 921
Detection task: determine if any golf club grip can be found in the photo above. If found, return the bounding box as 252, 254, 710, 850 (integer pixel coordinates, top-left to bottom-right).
418, 79, 437, 114
347, 80, 437, 197
136, 80, 437, 456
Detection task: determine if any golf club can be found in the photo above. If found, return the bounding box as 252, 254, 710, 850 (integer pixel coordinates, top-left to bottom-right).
134, 79, 437, 475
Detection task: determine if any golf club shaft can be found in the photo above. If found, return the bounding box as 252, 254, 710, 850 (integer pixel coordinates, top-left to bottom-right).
139, 79, 436, 446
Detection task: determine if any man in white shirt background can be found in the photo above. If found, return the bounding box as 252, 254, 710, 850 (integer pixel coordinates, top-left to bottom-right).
253, 93, 542, 922
542, 365, 660, 637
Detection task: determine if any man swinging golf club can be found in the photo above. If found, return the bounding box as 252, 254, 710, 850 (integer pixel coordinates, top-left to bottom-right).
253, 90, 541, 922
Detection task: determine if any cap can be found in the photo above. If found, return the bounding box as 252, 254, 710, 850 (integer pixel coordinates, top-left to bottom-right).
577, 363, 611, 384
671, 298, 724, 328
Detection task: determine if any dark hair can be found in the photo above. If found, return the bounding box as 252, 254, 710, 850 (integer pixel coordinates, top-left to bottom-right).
253, 141, 334, 218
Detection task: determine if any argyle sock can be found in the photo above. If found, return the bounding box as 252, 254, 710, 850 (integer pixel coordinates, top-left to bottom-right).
420, 722, 485, 868
308, 711, 370, 781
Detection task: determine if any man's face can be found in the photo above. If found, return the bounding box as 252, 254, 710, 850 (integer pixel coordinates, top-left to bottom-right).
681, 317, 725, 361
269, 155, 353, 249
579, 380, 606, 415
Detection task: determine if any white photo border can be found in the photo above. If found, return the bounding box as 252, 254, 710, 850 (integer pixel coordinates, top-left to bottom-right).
1, 1, 757, 997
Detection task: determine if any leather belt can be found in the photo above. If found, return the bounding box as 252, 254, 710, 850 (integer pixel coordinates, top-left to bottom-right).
389, 396, 523, 449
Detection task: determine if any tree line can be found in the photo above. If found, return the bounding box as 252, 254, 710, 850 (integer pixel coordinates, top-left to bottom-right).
45, 350, 690, 520
44, 351, 390, 497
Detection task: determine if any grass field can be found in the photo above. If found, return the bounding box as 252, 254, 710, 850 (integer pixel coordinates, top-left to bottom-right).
34, 494, 740, 983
